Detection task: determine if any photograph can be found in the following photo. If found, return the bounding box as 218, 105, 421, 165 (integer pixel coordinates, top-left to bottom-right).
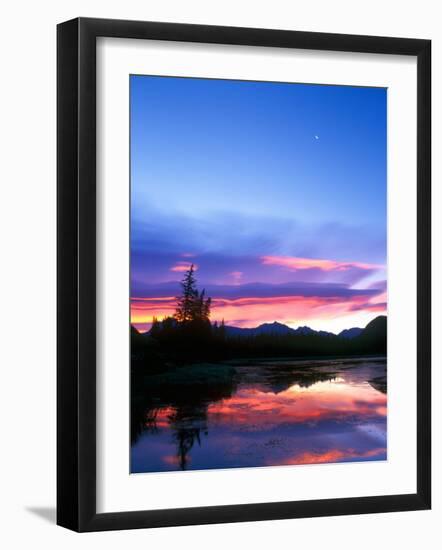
129, 75, 388, 474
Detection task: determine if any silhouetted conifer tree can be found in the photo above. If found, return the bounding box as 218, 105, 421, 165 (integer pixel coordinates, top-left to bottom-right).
174, 264, 199, 323
174, 265, 212, 324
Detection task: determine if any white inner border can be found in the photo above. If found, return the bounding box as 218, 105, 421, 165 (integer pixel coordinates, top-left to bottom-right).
96, 37, 417, 513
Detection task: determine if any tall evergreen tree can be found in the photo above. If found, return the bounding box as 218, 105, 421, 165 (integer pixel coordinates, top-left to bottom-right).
174, 264, 198, 322
174, 264, 212, 324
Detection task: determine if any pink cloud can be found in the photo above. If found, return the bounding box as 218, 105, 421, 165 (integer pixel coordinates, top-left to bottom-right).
230, 271, 243, 284
261, 255, 383, 272
170, 262, 198, 272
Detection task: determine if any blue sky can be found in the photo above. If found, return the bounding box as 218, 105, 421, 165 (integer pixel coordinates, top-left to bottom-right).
130, 75, 387, 333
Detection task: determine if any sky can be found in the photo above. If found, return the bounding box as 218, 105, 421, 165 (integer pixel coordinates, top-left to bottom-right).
130, 75, 387, 334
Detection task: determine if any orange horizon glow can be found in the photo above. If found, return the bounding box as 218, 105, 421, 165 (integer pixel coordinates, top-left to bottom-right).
130, 292, 386, 334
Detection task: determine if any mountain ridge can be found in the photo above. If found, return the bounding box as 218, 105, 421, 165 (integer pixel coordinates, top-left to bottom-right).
139, 316, 386, 339
338, 327, 363, 339
222, 317, 385, 339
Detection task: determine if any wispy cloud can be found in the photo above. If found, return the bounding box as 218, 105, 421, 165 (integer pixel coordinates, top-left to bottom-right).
230, 271, 243, 285
261, 255, 383, 272
170, 261, 198, 272
131, 280, 384, 300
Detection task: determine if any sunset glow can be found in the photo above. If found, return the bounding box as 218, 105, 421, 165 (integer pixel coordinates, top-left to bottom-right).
131, 291, 386, 333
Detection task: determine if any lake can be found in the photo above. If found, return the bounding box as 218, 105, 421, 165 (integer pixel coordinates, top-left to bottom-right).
131, 358, 387, 473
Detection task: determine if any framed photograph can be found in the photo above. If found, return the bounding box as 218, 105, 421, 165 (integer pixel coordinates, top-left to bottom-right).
57, 17, 431, 532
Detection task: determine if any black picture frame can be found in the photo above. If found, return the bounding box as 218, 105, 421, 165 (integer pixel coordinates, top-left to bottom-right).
57, 17, 431, 532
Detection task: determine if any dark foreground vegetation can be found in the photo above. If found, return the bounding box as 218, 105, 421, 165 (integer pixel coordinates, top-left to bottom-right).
132, 312, 386, 375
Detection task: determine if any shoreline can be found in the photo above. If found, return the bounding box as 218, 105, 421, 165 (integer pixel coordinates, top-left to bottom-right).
220, 355, 387, 368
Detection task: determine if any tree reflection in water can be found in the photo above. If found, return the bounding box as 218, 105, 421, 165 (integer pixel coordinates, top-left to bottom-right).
168, 404, 209, 469
131, 362, 349, 470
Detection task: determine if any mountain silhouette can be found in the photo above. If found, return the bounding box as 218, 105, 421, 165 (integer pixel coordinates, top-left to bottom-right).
225, 321, 294, 337
339, 327, 363, 339
294, 326, 335, 338
361, 315, 387, 336
354, 315, 387, 353
223, 320, 374, 339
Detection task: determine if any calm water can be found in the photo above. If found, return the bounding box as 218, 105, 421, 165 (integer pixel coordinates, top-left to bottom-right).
131, 358, 387, 473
